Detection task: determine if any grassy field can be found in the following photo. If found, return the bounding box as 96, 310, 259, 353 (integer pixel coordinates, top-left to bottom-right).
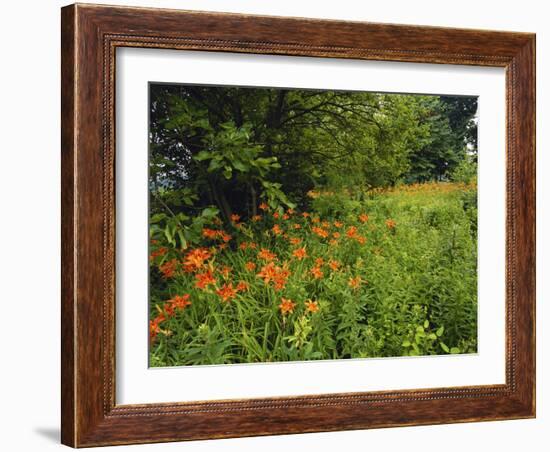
149, 181, 478, 366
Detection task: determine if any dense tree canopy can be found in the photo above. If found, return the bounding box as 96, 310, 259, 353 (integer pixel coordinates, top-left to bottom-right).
149, 84, 477, 246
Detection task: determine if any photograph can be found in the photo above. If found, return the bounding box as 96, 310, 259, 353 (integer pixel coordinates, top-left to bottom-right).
51, 1, 536, 447
147, 83, 479, 367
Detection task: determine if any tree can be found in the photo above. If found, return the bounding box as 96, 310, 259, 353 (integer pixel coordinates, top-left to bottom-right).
405, 95, 477, 182
149, 85, 437, 220
148, 84, 477, 250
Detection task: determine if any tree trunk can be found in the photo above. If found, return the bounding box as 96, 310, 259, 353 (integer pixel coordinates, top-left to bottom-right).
264, 90, 287, 157
207, 177, 232, 224
250, 182, 258, 217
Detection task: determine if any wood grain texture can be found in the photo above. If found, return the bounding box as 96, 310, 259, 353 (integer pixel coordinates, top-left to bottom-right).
60, 5, 76, 447
61, 3, 536, 447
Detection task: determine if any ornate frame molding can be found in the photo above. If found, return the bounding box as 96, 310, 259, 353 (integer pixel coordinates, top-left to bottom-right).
62, 4, 535, 447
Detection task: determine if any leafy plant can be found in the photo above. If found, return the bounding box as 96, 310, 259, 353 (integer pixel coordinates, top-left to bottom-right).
149, 182, 478, 366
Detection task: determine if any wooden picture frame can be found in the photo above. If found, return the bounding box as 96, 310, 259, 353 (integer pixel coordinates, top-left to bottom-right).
61, 3, 535, 447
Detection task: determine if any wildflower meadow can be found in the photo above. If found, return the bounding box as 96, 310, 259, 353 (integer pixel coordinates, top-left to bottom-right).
148, 84, 478, 366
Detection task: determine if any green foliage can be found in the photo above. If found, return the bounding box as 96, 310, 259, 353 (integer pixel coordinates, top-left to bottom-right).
149, 205, 220, 250
193, 121, 280, 180
147, 84, 478, 366
451, 153, 478, 184
261, 180, 296, 212
149, 182, 478, 366
149, 84, 476, 223
405, 96, 478, 183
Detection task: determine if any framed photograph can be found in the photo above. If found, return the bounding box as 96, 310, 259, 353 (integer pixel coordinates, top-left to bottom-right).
61, 3, 535, 447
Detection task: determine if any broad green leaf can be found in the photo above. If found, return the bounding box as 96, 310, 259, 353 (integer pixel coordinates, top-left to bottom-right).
201, 207, 219, 218
232, 160, 248, 172
194, 150, 211, 161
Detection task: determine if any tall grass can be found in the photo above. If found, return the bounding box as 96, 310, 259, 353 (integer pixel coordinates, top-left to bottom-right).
149, 181, 477, 366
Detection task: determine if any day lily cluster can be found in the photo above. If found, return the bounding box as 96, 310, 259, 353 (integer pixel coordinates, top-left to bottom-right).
149, 201, 397, 342
149, 181, 478, 365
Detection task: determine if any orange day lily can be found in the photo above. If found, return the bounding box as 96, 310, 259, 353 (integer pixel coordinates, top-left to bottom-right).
195, 270, 216, 289
167, 294, 192, 310
348, 276, 362, 289
216, 283, 237, 302
346, 226, 358, 239
149, 315, 166, 340
257, 262, 278, 285
312, 226, 329, 239
183, 248, 212, 272
236, 281, 250, 292
202, 228, 220, 239
279, 297, 296, 315
159, 258, 178, 278
218, 265, 232, 278
305, 300, 319, 313
220, 232, 232, 243
257, 262, 290, 290
272, 224, 283, 235
258, 248, 277, 261
310, 266, 323, 280
149, 246, 168, 261
292, 247, 307, 260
